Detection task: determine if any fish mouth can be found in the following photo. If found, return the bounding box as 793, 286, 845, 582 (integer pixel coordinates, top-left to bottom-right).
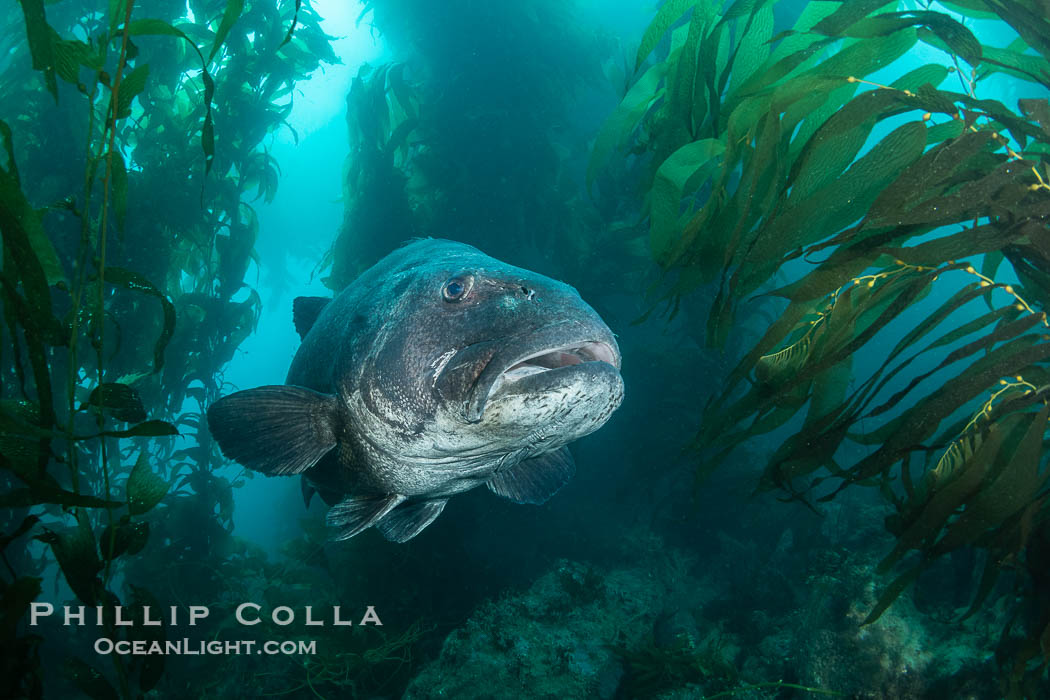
463, 332, 621, 422
498, 341, 619, 383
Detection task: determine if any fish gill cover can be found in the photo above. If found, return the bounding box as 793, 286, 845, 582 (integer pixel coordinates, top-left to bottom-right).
1, 0, 1050, 698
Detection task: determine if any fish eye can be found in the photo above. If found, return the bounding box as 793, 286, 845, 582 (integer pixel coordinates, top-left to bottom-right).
441, 275, 474, 302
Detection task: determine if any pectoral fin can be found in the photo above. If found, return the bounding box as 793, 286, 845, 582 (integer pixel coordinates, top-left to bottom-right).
487, 447, 576, 505
206, 385, 339, 476
326, 494, 407, 541
376, 499, 447, 543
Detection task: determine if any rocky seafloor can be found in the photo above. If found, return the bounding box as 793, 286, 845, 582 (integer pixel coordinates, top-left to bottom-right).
403, 527, 1004, 699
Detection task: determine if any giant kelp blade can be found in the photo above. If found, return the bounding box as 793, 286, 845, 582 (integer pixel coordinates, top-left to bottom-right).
126, 453, 168, 516
281, 0, 303, 47
635, 0, 697, 71
862, 563, 925, 626
114, 63, 149, 119
126, 19, 215, 174
96, 420, 178, 438
36, 513, 102, 605
85, 383, 147, 423
649, 138, 724, 262
16, 0, 57, 100
208, 0, 244, 62
103, 266, 175, 372
932, 405, 1050, 556
587, 62, 667, 190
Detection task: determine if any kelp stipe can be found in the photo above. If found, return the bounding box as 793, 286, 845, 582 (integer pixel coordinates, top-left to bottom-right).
592, 0, 1050, 692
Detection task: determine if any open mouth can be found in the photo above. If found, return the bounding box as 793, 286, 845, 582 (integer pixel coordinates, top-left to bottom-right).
484, 341, 620, 404
499, 341, 619, 383
450, 327, 621, 423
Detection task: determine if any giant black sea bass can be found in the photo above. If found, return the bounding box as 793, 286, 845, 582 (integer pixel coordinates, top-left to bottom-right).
206, 240, 624, 542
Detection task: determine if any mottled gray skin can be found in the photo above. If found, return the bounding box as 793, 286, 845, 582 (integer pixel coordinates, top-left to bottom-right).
290, 239, 623, 505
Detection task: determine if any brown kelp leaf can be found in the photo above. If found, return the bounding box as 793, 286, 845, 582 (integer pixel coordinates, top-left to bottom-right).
868, 307, 1036, 418
863, 563, 925, 625
126, 452, 168, 515
878, 422, 1003, 573
1019, 98, 1050, 137
281, 0, 302, 47
15, 0, 58, 100
103, 266, 175, 372
932, 405, 1050, 556
85, 382, 147, 423
97, 420, 178, 438
0, 515, 39, 553
208, 0, 244, 62
114, 63, 148, 119
811, 0, 896, 36
108, 149, 128, 232
126, 19, 215, 173
879, 223, 1027, 267
36, 513, 102, 605
99, 518, 148, 560
865, 130, 993, 228
960, 549, 1003, 621
855, 337, 1050, 485
0, 485, 121, 509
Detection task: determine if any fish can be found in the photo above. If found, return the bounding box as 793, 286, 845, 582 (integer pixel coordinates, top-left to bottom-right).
206, 239, 624, 543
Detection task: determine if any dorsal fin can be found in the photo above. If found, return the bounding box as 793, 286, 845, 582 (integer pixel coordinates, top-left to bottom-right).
293, 296, 331, 340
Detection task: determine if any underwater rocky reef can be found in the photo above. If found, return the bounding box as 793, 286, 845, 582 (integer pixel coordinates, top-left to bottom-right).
2, 0, 1050, 698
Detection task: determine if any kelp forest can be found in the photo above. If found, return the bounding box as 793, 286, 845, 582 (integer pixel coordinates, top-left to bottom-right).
2, 0, 1050, 698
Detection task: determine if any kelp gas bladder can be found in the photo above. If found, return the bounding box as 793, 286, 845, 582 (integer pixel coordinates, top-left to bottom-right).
592, 0, 1050, 693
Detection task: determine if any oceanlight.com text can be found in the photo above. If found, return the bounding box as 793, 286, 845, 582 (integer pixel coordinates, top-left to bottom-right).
94, 638, 317, 656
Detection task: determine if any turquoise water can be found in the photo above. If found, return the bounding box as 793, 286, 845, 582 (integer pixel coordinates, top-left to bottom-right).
2, 0, 1049, 697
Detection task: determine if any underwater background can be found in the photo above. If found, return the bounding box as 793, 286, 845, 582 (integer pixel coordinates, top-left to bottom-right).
2, 0, 1050, 698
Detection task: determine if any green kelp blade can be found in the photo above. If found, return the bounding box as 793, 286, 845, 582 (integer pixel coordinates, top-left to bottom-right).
16, 0, 57, 100
587, 62, 667, 190
863, 563, 925, 625
741, 119, 929, 292
649, 138, 724, 263
99, 519, 149, 560
126, 452, 168, 515
35, 512, 102, 605
280, 0, 302, 47
635, 0, 698, 71
931, 405, 1050, 556
103, 266, 175, 372
114, 63, 148, 119
878, 422, 1004, 574
126, 20, 215, 173
94, 420, 178, 438
84, 383, 147, 423
810, 0, 899, 37
852, 337, 1050, 485
109, 149, 128, 232
868, 309, 1039, 419
208, 0, 244, 62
